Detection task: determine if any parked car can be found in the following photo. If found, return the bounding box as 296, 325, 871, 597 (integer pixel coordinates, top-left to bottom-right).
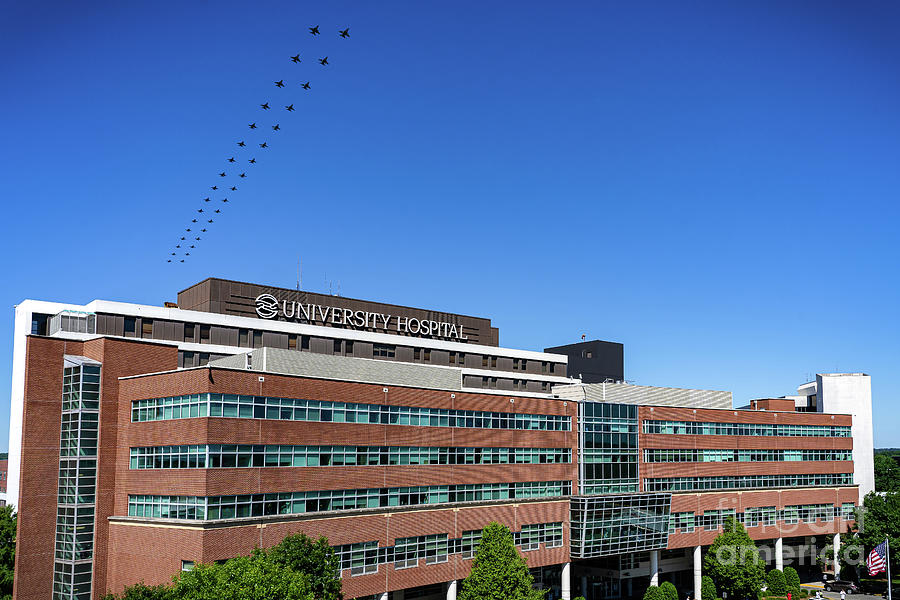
824, 580, 859, 594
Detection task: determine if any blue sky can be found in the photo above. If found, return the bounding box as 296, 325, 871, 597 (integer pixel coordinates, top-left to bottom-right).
1, 0, 899, 449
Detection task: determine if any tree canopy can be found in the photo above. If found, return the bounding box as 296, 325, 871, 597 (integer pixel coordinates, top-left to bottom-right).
102, 532, 341, 600
457, 522, 545, 600
874, 455, 900, 493
703, 516, 766, 600
0, 505, 15, 600
854, 491, 900, 575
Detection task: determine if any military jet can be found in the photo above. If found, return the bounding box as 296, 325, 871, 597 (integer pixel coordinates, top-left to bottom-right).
197, 209, 204, 213
239, 173, 247, 178
249, 123, 257, 129
272, 124, 280, 131
275, 80, 285, 88
222, 198, 229, 203
260, 142, 268, 148
285, 104, 295, 111
319, 57, 328, 65
219, 172, 226, 177
203, 198, 209, 203
261, 102, 270, 109
230, 186, 237, 191
291, 54, 301, 63
249, 158, 256, 164
339, 28, 350, 38
309, 25, 320, 35
301, 82, 310, 90
211, 185, 218, 190
237, 141, 246, 147
228, 157, 235, 163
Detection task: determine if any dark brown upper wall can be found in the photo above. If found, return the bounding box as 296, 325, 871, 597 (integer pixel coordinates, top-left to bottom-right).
176, 278, 498, 346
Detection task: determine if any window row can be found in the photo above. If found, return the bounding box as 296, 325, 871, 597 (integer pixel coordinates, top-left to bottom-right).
642, 449, 853, 463
332, 522, 564, 576
642, 420, 852, 438
126, 481, 570, 521
668, 502, 857, 533
129, 444, 572, 469
131, 392, 571, 431
643, 472, 854, 492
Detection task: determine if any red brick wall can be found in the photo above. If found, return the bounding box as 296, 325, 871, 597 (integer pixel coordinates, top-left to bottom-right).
666, 487, 858, 548
13, 336, 177, 600
14, 337, 81, 600
106, 499, 570, 599
106, 367, 578, 598
115, 368, 578, 508
638, 406, 854, 489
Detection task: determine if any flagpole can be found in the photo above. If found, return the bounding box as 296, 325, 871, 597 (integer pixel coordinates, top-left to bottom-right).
888, 536, 892, 600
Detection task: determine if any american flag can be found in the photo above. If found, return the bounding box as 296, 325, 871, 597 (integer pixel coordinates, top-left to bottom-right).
868, 540, 888, 576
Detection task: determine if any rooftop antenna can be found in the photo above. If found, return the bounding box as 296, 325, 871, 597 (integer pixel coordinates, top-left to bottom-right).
296, 257, 300, 291
336, 281, 341, 297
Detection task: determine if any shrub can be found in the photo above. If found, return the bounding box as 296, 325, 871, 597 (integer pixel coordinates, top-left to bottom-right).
644, 585, 665, 600
784, 567, 801, 595
767, 570, 787, 596
701, 575, 717, 600
661, 581, 679, 600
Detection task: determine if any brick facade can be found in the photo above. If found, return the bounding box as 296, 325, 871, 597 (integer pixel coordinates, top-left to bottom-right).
13, 335, 860, 600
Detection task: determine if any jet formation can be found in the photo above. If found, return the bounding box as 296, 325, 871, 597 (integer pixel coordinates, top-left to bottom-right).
167, 24, 350, 263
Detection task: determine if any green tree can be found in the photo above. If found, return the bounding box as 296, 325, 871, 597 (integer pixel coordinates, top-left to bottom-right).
701, 575, 717, 600
643, 586, 665, 600
874, 455, 900, 492
660, 581, 679, 600
767, 569, 786, 595
267, 533, 342, 600
100, 582, 172, 600
703, 516, 766, 600
784, 567, 801, 596
174, 553, 313, 600
457, 522, 545, 600
854, 491, 900, 576
0, 506, 15, 600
